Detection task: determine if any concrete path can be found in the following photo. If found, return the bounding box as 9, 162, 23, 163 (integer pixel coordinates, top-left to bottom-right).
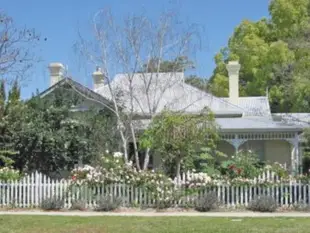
0, 211, 310, 217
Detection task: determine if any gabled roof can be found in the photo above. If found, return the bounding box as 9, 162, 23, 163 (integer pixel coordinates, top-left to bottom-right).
95, 72, 244, 116
36, 76, 304, 133
221, 96, 271, 117
38, 77, 113, 109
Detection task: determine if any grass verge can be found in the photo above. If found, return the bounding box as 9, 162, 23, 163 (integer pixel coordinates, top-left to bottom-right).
0, 215, 309, 233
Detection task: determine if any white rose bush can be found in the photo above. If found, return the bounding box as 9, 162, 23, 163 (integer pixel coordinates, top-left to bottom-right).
70, 152, 177, 205
68, 151, 310, 208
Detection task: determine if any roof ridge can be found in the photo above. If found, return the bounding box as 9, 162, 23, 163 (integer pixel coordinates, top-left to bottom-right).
222, 96, 267, 99
183, 83, 245, 112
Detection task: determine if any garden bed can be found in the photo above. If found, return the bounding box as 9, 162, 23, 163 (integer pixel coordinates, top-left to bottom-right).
0, 206, 308, 213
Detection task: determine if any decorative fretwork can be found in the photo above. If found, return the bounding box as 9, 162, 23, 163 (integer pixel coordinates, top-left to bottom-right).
229, 139, 247, 150
221, 134, 236, 140
220, 131, 301, 175
220, 132, 297, 141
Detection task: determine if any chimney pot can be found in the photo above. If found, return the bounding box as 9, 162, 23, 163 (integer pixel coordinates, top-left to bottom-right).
92, 67, 104, 90
48, 63, 65, 86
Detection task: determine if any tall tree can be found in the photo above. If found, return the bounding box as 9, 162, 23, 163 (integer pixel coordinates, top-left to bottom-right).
140, 56, 195, 73
76, 9, 203, 170
0, 80, 21, 167
140, 108, 219, 179
141, 56, 209, 91
209, 0, 310, 113
2, 85, 117, 175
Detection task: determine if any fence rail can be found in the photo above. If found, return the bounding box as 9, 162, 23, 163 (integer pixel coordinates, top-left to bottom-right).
0, 171, 309, 209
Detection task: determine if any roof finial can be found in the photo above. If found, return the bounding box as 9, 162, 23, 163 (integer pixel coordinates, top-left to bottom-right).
266, 86, 269, 99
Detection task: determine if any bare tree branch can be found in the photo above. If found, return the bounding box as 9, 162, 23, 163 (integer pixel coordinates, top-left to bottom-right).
0, 11, 42, 84
75, 8, 205, 170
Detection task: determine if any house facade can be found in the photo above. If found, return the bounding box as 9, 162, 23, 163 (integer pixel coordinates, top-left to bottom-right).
42, 61, 308, 174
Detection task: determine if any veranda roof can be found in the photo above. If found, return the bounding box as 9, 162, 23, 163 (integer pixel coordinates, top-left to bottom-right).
133, 116, 303, 133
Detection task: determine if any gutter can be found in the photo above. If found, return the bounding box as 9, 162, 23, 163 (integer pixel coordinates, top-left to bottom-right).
219, 127, 304, 133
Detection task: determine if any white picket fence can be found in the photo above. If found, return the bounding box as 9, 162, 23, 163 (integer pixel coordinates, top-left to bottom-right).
0, 171, 310, 209
174, 169, 283, 185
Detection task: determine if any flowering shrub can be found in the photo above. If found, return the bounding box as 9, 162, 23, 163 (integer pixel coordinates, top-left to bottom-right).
70, 152, 176, 204
221, 150, 262, 179
267, 163, 289, 179
69, 151, 308, 209
180, 172, 221, 189
294, 173, 310, 184
178, 171, 279, 188
0, 166, 20, 181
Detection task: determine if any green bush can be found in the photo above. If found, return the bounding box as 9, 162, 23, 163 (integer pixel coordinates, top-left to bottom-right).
195, 191, 219, 212
40, 196, 64, 211
293, 201, 310, 212
248, 195, 277, 212
95, 196, 122, 212
221, 150, 262, 179
155, 200, 175, 210
70, 199, 87, 211
302, 153, 310, 174
269, 162, 289, 178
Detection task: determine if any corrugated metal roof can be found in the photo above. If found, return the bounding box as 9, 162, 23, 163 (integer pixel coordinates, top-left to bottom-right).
133, 116, 303, 132
40, 77, 302, 133
216, 117, 303, 132
272, 113, 310, 127
222, 96, 271, 117
96, 73, 244, 115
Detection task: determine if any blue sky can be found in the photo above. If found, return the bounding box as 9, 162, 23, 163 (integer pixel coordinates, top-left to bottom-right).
2, 0, 270, 99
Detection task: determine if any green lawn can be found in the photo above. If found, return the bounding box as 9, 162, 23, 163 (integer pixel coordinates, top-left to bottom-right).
0, 216, 309, 233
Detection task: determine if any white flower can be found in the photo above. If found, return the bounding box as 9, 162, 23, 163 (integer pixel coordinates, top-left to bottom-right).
265, 165, 272, 169
86, 174, 92, 180
113, 152, 123, 158
82, 165, 94, 171
126, 161, 133, 167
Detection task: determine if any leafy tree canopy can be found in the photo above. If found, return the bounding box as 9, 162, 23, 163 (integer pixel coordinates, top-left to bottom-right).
140, 108, 220, 178
210, 0, 310, 113
140, 56, 209, 91
1, 82, 118, 175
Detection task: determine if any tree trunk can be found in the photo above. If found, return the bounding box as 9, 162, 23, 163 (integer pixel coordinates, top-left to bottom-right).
134, 147, 140, 171
176, 157, 181, 185
143, 147, 151, 170
122, 139, 128, 163
129, 123, 141, 171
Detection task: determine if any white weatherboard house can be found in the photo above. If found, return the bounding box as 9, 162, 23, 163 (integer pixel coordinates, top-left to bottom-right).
41, 61, 308, 173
